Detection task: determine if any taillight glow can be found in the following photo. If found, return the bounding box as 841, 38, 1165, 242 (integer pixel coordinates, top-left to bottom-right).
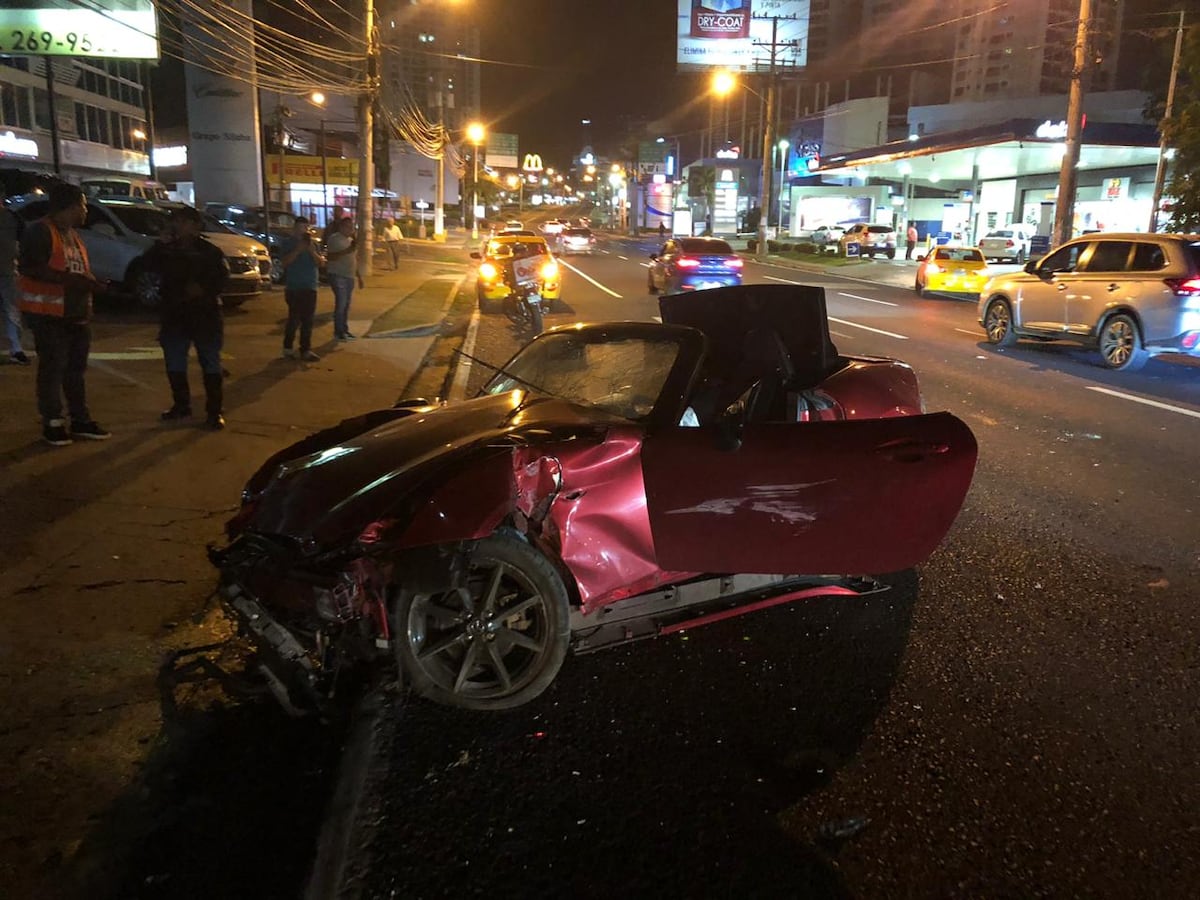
1182, 331, 1200, 350
1166, 277, 1200, 295
479, 262, 498, 280
540, 262, 559, 280
1005, 239, 1014, 247
924, 262, 941, 275
726, 257, 744, 269
676, 257, 700, 268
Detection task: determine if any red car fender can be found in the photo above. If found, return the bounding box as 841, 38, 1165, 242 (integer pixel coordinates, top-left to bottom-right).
819, 357, 924, 419
394, 450, 517, 548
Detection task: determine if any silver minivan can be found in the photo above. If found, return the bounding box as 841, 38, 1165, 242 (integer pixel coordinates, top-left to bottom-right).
978, 233, 1200, 371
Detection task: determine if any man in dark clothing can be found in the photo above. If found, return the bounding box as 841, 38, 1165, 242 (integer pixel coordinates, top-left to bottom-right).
142, 206, 230, 429
17, 183, 110, 446
279, 217, 323, 361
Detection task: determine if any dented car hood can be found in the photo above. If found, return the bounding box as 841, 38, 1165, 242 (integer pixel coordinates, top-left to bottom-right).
246, 390, 619, 546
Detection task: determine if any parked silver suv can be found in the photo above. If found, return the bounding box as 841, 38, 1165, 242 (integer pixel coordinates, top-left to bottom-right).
978, 233, 1200, 371
840, 223, 896, 259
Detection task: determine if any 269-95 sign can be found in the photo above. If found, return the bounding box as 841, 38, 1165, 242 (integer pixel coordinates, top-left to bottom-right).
0, 2, 159, 60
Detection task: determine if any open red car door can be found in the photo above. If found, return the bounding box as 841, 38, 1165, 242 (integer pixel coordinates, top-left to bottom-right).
641, 412, 977, 575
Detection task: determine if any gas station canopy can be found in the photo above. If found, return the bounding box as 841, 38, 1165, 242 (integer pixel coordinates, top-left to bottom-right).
815, 119, 1161, 187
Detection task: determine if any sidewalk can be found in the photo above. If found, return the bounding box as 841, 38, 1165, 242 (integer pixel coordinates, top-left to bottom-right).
0, 256, 467, 896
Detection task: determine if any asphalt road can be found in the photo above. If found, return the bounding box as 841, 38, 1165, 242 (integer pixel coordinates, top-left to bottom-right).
351, 234, 1200, 897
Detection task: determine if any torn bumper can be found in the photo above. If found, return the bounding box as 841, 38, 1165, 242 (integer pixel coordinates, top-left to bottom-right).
219, 580, 322, 716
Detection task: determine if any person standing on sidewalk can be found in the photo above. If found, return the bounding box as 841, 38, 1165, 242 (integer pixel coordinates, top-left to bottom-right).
17, 183, 110, 446
381, 217, 405, 269
142, 206, 230, 429
279, 218, 322, 361
325, 216, 358, 341
905, 223, 919, 260
0, 184, 30, 365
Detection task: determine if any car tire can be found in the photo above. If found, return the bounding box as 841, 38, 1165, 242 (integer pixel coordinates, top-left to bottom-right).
221, 296, 247, 309
886, 249, 896, 260
983, 297, 1017, 347
128, 263, 162, 308
1098, 313, 1148, 372
394, 531, 570, 710
1017, 249, 1026, 265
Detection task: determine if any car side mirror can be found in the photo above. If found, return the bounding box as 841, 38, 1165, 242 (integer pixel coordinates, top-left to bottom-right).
1023, 260, 1039, 275
714, 401, 745, 452
470, 251, 481, 259
916, 254, 926, 262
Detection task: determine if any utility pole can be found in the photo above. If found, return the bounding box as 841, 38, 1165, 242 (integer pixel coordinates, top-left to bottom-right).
753, 15, 797, 261
356, 0, 377, 277
1052, 0, 1092, 248
1149, 9, 1186, 233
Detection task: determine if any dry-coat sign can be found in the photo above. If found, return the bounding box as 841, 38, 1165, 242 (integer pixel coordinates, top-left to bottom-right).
676, 0, 809, 72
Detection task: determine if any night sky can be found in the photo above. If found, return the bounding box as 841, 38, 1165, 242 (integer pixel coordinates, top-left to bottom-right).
475, 0, 690, 167
151, 0, 699, 172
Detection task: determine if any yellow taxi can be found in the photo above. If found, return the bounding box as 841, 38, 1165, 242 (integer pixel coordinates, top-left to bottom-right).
474, 234, 562, 306
915, 246, 990, 299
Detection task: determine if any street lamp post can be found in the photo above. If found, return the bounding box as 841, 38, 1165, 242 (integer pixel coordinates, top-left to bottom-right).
309, 92, 328, 225
467, 121, 485, 240
776, 138, 789, 236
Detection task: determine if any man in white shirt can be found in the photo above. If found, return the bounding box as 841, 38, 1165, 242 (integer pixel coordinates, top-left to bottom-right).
325, 217, 358, 341
382, 217, 405, 269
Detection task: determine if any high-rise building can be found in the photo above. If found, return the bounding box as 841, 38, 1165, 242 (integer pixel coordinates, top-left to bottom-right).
380, 0, 480, 134
0, 55, 150, 181
951, 0, 1125, 102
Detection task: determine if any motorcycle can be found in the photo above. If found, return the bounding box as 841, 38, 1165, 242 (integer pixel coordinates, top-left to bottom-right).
501, 255, 552, 334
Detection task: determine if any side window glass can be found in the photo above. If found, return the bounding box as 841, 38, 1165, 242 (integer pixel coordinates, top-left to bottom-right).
1040, 243, 1087, 275
1081, 241, 1132, 273
83, 206, 107, 229
1130, 243, 1166, 271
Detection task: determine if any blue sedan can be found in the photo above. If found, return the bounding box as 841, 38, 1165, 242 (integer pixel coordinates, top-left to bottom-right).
648, 237, 744, 295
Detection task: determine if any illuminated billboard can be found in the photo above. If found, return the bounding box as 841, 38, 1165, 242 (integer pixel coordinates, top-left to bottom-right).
677, 0, 809, 72
0, 1, 159, 59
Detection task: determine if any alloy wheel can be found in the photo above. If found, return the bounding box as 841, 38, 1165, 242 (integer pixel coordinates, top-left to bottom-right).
984, 299, 1015, 345
401, 540, 566, 708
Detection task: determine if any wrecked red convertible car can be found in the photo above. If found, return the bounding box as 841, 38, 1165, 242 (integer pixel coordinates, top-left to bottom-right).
209, 284, 977, 712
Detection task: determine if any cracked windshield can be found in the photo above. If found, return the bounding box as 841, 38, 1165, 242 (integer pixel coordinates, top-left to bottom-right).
483, 334, 683, 420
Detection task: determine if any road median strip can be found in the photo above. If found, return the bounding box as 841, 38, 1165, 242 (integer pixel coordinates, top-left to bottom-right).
367, 276, 465, 338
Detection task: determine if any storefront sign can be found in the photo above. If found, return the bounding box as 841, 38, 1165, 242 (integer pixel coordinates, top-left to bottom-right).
153, 145, 188, 168
267, 155, 360, 185
1104, 177, 1130, 200
1035, 120, 1068, 140
0, 130, 39, 159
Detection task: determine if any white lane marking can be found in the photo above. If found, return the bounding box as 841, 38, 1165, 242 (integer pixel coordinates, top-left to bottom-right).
955, 327, 982, 336
764, 276, 898, 307
90, 360, 154, 389
557, 259, 623, 298
830, 330, 854, 339
828, 316, 908, 340
639, 262, 652, 268
451, 307, 482, 401
616, 254, 628, 260
837, 290, 897, 308
1085, 386, 1200, 421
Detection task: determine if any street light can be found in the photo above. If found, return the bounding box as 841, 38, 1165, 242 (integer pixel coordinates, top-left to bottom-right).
776, 138, 789, 236
711, 69, 736, 97
309, 91, 329, 225
466, 121, 485, 239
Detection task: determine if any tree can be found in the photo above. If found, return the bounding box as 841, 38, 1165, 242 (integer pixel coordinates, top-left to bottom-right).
1164, 30, 1200, 231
